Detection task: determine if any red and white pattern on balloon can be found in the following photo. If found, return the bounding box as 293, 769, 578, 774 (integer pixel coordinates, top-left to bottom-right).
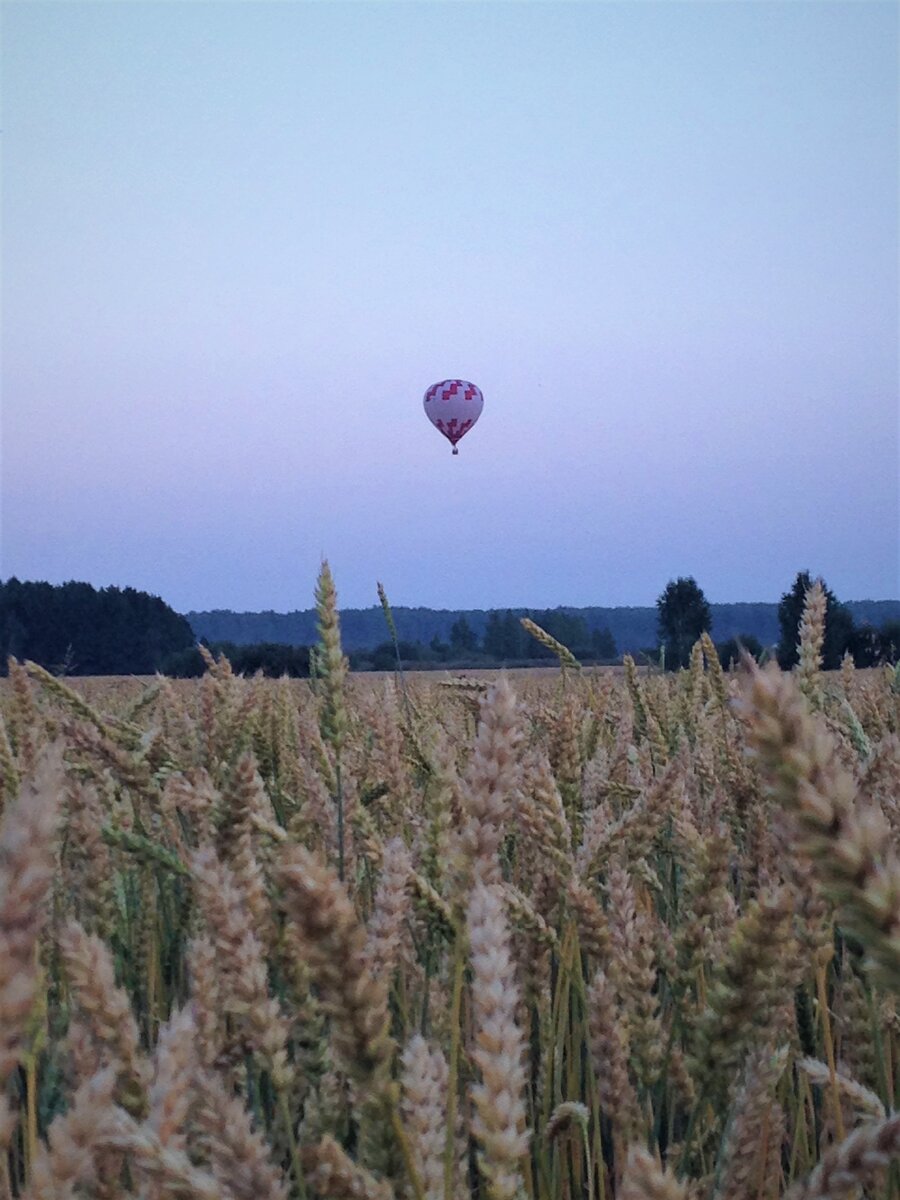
424, 379, 483, 405
433, 416, 474, 446
423, 379, 483, 447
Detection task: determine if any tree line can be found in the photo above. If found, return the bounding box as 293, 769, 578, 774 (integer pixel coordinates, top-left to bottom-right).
188, 596, 900, 656
0, 579, 195, 675
157, 610, 618, 676
342, 608, 619, 673
2, 573, 898, 678
657, 570, 900, 670
161, 642, 312, 678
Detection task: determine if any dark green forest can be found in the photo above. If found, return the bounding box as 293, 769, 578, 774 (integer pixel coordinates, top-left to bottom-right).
2, 575, 899, 677
189, 597, 900, 658
0, 579, 195, 675
187, 601, 772, 653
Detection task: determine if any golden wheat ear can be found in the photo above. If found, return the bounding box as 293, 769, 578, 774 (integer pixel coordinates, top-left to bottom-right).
743, 659, 900, 990
0, 745, 64, 1090
466, 880, 530, 1200
619, 1146, 693, 1200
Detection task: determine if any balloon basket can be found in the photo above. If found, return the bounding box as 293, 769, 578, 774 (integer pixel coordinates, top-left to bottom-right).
452, 446, 459, 456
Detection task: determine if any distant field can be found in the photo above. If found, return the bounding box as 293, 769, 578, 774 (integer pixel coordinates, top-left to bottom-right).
3, 663, 628, 697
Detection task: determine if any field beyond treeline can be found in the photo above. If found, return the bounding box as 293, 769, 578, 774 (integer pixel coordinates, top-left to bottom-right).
0, 572, 898, 1198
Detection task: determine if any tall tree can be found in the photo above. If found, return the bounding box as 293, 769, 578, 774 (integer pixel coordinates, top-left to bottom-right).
878, 621, 900, 665
449, 616, 478, 655
656, 577, 712, 669
776, 571, 855, 669
590, 627, 617, 660
500, 611, 525, 659
482, 611, 506, 659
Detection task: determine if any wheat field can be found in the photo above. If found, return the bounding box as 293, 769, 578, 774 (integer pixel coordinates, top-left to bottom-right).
0, 567, 897, 1200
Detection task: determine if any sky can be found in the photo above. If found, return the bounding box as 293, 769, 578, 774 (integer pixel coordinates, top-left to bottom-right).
2, 0, 898, 614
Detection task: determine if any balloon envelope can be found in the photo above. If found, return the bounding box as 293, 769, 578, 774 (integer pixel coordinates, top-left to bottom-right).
423, 379, 483, 453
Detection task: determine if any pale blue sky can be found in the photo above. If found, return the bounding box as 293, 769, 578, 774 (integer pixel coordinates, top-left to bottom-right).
2, 1, 897, 612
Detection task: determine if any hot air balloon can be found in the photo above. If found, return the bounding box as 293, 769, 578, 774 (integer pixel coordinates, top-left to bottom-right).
423, 379, 483, 455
